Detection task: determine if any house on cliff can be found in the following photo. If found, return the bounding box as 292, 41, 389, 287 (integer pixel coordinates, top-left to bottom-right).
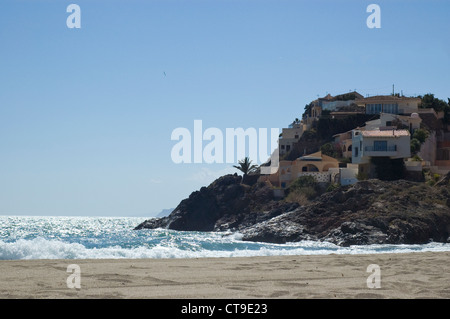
270, 91, 449, 186
415, 108, 450, 175
279, 122, 307, 156
351, 128, 411, 177
332, 113, 421, 162
302, 91, 364, 129
259, 151, 339, 188
355, 95, 421, 115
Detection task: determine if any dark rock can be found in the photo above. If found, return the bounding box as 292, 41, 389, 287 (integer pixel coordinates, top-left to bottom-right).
322, 222, 388, 246
135, 174, 292, 233
135, 175, 450, 247
435, 171, 450, 187
242, 173, 259, 186
238, 179, 450, 245
240, 213, 311, 244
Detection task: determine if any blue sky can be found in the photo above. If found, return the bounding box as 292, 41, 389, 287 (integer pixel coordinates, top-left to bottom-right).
0, 0, 449, 216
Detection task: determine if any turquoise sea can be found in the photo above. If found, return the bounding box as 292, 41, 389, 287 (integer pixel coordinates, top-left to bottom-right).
1, 216, 450, 260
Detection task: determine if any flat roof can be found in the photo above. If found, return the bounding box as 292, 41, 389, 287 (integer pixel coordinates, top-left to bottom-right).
298, 156, 322, 161
355, 95, 421, 103
361, 130, 410, 137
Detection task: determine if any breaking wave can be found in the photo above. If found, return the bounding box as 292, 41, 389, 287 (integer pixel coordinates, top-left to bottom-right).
1, 216, 449, 260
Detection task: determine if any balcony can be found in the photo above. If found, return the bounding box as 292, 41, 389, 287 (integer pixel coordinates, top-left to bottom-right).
364, 145, 397, 152
364, 144, 398, 157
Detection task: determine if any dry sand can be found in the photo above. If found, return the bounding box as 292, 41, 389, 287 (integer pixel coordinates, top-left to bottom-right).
0, 251, 449, 299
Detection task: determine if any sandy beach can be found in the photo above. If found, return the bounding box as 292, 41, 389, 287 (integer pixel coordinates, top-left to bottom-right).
0, 251, 449, 299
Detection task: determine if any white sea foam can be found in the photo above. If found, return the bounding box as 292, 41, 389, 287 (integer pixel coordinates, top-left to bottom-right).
0, 216, 450, 260
0, 236, 450, 260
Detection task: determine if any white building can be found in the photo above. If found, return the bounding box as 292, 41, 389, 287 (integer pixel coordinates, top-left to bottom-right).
329, 164, 359, 186
364, 112, 422, 132
352, 129, 411, 165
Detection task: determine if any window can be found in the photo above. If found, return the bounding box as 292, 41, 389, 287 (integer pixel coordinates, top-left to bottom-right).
366, 103, 386, 114
354, 147, 359, 157
383, 103, 398, 114
373, 140, 387, 151
286, 145, 291, 152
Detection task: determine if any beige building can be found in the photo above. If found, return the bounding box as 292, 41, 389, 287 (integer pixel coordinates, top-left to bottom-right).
279, 122, 306, 156
303, 105, 322, 128
355, 95, 421, 115
333, 131, 353, 159
260, 151, 339, 188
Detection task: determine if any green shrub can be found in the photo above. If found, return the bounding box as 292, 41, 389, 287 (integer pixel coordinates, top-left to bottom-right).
320, 142, 340, 158
289, 175, 317, 190
285, 190, 309, 205
286, 176, 319, 200
302, 129, 317, 141
412, 129, 429, 144
326, 183, 340, 192
410, 138, 421, 154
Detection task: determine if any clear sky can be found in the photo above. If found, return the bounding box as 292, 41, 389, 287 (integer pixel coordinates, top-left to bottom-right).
0, 0, 449, 216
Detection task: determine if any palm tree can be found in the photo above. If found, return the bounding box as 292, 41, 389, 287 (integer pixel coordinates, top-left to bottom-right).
233, 157, 259, 177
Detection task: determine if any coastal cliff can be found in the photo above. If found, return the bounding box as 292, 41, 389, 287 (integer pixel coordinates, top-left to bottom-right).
135, 174, 299, 233
135, 173, 450, 246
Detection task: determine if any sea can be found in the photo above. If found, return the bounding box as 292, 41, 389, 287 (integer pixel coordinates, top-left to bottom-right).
1, 215, 450, 260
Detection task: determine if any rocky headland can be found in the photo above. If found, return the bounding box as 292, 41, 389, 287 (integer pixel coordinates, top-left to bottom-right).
135, 173, 450, 246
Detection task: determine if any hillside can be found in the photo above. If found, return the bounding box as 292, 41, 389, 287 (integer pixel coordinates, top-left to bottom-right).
135, 173, 450, 247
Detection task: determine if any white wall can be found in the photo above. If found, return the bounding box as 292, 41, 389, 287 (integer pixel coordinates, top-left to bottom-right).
351, 130, 365, 164
352, 130, 411, 164
297, 172, 331, 183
